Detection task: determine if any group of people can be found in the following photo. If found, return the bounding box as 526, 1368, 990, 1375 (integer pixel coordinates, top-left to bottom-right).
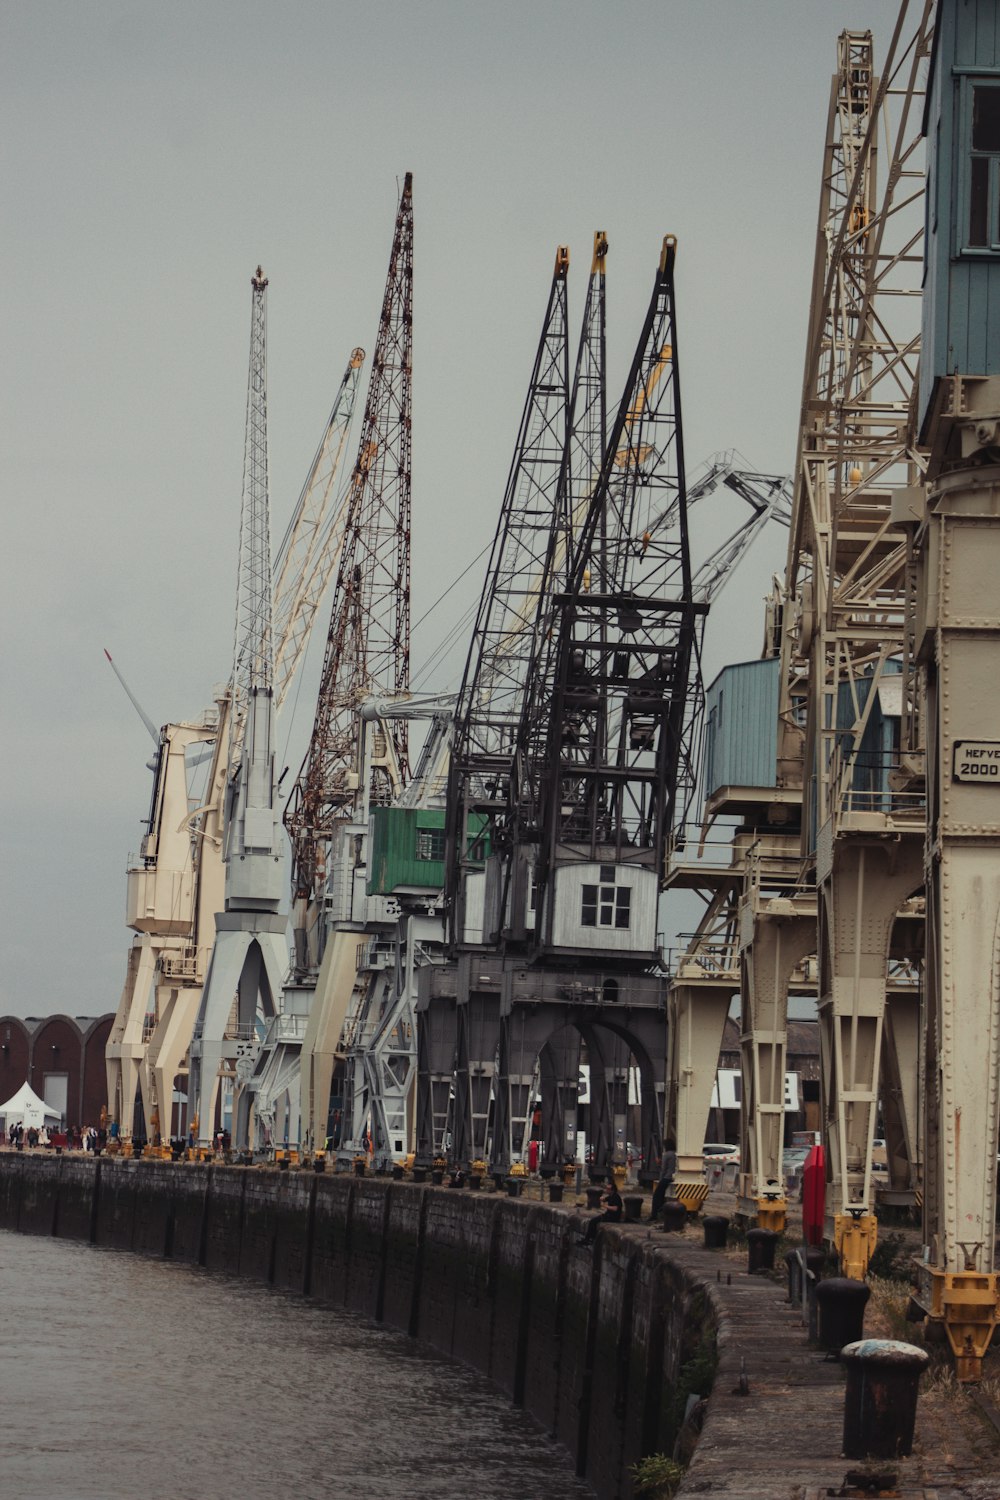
6, 1122, 49, 1148
4, 1122, 104, 1151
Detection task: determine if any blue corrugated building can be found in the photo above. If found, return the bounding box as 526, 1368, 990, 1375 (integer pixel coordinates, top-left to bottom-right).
921, 0, 1000, 435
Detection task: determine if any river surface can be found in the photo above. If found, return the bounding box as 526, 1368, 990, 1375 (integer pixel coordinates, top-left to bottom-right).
0, 1230, 593, 1499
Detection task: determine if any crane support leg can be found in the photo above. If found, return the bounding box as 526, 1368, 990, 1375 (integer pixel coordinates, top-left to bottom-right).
453, 958, 502, 1170
913, 454, 1000, 1378
106, 935, 157, 1136
739, 911, 814, 1234
188, 918, 285, 1148
539, 1030, 581, 1173
818, 834, 922, 1278
299, 930, 364, 1150
414, 973, 457, 1168
668, 979, 734, 1214
881, 982, 922, 1201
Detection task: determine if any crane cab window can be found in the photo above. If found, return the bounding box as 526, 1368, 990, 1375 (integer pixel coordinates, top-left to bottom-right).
964, 83, 1000, 251
581, 872, 631, 930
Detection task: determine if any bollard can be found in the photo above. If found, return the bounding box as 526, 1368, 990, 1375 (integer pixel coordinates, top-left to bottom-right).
840, 1340, 929, 1459
703, 1215, 729, 1249
548, 1181, 564, 1204
411, 1166, 427, 1184
623, 1195, 643, 1223
314, 1155, 326, 1173
392, 1163, 404, 1180
468, 1173, 482, 1191
506, 1177, 522, 1198
785, 1250, 803, 1303
660, 1197, 687, 1232
431, 1168, 444, 1186
585, 1186, 604, 1210
746, 1227, 779, 1272
354, 1159, 366, 1177
815, 1277, 870, 1354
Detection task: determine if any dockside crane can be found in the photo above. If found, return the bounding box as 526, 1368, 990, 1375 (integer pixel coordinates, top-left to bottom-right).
764, 17, 931, 1261
285, 173, 414, 1152
670, 16, 932, 1249
186, 267, 287, 1149
484, 234, 705, 1180
105, 343, 365, 1147
419, 236, 607, 1170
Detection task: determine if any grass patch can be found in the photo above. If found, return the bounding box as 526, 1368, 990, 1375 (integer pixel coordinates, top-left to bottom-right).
631, 1455, 684, 1498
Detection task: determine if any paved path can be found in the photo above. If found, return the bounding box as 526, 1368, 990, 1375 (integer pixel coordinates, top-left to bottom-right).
612, 1220, 1000, 1499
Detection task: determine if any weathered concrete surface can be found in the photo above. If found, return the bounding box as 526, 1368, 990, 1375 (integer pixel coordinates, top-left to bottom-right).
0, 1154, 713, 1500
2, 1155, 994, 1498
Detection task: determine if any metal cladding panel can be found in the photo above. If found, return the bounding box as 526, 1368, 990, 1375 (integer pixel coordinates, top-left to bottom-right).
367, 807, 445, 894
368, 809, 490, 895
702, 657, 780, 798
921, 2, 1000, 432
550, 864, 658, 952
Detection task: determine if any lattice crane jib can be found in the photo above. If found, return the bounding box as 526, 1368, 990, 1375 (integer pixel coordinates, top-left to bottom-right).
271, 347, 366, 711
286, 174, 413, 910
522, 237, 706, 955
445, 245, 573, 944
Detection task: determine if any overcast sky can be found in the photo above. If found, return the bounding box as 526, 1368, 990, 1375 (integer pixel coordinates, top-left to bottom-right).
2, 1, 902, 1018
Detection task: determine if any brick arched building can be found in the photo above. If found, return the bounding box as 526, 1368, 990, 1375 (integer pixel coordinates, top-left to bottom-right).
0, 1015, 114, 1130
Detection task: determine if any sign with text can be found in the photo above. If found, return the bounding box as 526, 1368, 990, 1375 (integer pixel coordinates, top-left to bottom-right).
953, 741, 1000, 783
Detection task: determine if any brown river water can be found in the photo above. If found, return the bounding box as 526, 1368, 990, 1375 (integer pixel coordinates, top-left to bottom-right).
0, 1230, 593, 1500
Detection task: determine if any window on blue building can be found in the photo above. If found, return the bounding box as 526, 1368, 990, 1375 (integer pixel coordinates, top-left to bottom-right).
966, 84, 1000, 250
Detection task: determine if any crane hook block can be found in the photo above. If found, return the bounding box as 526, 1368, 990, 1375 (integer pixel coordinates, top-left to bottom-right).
555, 245, 570, 279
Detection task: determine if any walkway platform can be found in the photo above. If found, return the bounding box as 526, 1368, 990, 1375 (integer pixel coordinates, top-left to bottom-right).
613, 1226, 1000, 1500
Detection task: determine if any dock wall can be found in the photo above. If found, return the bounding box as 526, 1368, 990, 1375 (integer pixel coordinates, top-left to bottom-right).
0, 1155, 717, 1499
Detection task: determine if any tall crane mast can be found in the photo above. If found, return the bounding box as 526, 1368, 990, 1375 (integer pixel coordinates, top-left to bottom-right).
288, 173, 414, 1150
187, 267, 288, 1148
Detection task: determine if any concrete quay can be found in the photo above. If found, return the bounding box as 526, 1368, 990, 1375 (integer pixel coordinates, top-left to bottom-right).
1, 1152, 998, 1499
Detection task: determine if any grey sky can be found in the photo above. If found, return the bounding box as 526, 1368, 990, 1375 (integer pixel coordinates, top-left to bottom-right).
2, 1, 897, 1016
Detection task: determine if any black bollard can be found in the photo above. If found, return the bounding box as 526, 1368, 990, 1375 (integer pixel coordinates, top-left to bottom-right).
805, 1246, 826, 1280
548, 1182, 564, 1204
703, 1215, 729, 1249
391, 1163, 404, 1180
840, 1339, 929, 1459
314, 1155, 326, 1173
506, 1177, 522, 1198
623, 1195, 644, 1223
815, 1277, 871, 1354
411, 1166, 427, 1184
431, 1168, 444, 1186
585, 1186, 604, 1210
746, 1227, 779, 1272
660, 1197, 687, 1232
468, 1174, 482, 1191
785, 1249, 802, 1302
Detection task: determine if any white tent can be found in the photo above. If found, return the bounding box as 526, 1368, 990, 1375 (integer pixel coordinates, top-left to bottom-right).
0, 1082, 61, 1130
